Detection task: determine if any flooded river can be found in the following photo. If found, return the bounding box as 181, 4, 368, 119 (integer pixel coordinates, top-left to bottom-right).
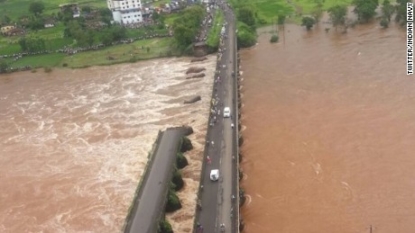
0, 56, 215, 232
240, 22, 413, 233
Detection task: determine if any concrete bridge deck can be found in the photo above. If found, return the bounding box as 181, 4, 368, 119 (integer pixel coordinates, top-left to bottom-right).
124, 127, 186, 233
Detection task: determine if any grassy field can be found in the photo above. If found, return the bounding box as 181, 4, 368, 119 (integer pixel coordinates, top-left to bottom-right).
63, 37, 175, 68
0, 22, 168, 56
231, 0, 356, 25
206, 10, 224, 48
164, 12, 181, 27
0, 0, 107, 20
6, 37, 176, 69
10, 53, 67, 68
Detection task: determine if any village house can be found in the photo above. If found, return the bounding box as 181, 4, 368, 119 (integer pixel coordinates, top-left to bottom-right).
44, 19, 56, 28
107, 0, 143, 24
59, 3, 81, 18
1, 25, 15, 35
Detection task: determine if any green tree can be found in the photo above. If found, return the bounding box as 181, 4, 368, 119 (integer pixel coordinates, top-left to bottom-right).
172, 168, 184, 190
237, 22, 256, 48
396, 0, 411, 25
381, 0, 394, 22
328, 5, 347, 30
312, 0, 325, 23
352, 0, 378, 23
172, 5, 205, 50
302, 16, 316, 30
270, 34, 279, 43
152, 11, 161, 21
82, 6, 92, 14
110, 26, 127, 41
180, 137, 193, 152
100, 32, 114, 45
158, 219, 173, 233
0, 60, 8, 73
77, 30, 94, 47
165, 188, 182, 212
380, 17, 389, 28
277, 14, 286, 25
18, 37, 46, 52
173, 24, 194, 47
237, 7, 256, 28
0, 15, 11, 26
99, 8, 113, 26
61, 7, 74, 25
176, 152, 188, 169
28, 16, 45, 30
29, 1, 45, 16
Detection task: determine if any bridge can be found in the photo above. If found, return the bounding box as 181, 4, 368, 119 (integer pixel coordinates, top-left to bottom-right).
123, 127, 188, 233
122, 1, 242, 232
194, 0, 242, 232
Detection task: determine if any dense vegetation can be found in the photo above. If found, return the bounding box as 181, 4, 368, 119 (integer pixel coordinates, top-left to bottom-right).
166, 184, 182, 212
0, 1, 168, 54
0, 0, 179, 71
180, 137, 193, 152
171, 5, 205, 52
206, 10, 224, 49
158, 218, 173, 233
164, 136, 192, 217
176, 152, 189, 169
235, 7, 257, 48
226, 0, 412, 45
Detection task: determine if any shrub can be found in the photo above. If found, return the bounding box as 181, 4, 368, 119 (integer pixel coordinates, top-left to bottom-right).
176, 152, 188, 169
270, 34, 279, 43
380, 17, 389, 28
301, 16, 316, 30
158, 218, 173, 233
172, 169, 184, 191
239, 188, 246, 207
180, 137, 193, 152
239, 169, 244, 181
237, 22, 256, 48
165, 189, 182, 212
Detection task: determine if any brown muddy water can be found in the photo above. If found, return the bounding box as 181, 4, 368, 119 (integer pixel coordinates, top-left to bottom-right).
240, 22, 412, 233
0, 56, 215, 232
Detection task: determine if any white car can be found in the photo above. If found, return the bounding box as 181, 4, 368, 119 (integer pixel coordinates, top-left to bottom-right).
223, 107, 231, 118
210, 169, 219, 181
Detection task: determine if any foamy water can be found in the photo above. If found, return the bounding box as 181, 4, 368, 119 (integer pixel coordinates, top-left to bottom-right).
0, 56, 215, 232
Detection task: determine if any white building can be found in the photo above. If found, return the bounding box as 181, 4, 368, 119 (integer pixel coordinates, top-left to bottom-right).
107, 0, 143, 24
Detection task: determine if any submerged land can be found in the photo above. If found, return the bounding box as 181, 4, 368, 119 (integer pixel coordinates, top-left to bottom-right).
0, 0, 365, 71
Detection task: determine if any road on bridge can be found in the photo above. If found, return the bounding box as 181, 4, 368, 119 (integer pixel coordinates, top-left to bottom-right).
196, 1, 237, 232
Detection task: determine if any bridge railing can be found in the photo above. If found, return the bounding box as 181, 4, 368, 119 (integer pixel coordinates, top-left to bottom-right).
231, 14, 240, 233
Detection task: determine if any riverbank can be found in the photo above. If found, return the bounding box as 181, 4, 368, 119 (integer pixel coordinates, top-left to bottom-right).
0, 37, 177, 70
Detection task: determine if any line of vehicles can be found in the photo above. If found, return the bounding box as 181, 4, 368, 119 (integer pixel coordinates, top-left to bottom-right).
209, 106, 231, 182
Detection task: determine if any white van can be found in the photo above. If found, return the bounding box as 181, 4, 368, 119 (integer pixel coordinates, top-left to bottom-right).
210, 169, 219, 181
223, 107, 230, 118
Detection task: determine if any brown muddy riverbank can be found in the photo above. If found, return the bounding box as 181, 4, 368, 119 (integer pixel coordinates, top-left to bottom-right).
0, 56, 215, 232
240, 22, 413, 233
